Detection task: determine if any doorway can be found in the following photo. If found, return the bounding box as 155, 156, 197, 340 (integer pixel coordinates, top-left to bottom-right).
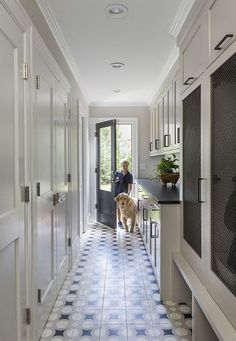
89, 118, 138, 224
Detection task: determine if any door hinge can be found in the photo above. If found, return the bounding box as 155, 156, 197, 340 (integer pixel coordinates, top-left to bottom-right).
68, 237, 72, 247
95, 168, 98, 174
95, 131, 98, 137
67, 173, 72, 183
25, 308, 31, 325
36, 182, 41, 196
38, 289, 42, 303
20, 63, 28, 80
22, 186, 30, 203
95, 203, 98, 209
36, 75, 40, 89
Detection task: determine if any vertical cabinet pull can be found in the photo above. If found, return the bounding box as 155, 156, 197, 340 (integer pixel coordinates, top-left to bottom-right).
214, 34, 233, 50
155, 139, 159, 150
177, 127, 180, 144
197, 178, 207, 203
149, 142, 153, 152
164, 134, 170, 147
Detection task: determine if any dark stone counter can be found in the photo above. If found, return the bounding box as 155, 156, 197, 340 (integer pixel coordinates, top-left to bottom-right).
136, 178, 180, 204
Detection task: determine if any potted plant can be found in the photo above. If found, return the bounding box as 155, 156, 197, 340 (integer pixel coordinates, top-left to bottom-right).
156, 154, 179, 186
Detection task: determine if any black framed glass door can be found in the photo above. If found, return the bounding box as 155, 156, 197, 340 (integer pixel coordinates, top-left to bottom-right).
96, 120, 116, 228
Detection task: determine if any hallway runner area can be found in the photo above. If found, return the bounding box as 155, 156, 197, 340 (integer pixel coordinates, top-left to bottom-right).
40, 224, 192, 341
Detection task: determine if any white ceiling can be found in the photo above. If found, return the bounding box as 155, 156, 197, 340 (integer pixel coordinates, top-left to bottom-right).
40, 0, 187, 106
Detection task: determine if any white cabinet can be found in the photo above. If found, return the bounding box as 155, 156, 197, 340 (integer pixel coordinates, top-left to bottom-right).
181, 10, 208, 91
149, 70, 180, 156
208, 0, 236, 61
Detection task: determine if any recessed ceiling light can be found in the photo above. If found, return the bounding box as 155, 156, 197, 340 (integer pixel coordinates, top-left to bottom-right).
113, 89, 122, 93
105, 4, 128, 18
110, 62, 125, 69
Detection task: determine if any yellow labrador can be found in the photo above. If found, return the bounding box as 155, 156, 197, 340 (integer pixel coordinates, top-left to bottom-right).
114, 193, 137, 232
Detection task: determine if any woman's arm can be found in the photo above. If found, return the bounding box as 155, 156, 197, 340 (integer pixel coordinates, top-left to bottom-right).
128, 183, 132, 196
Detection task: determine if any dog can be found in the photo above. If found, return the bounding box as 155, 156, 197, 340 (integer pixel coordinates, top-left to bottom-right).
114, 192, 137, 232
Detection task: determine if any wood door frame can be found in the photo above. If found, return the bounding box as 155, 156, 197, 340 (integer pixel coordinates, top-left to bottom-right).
89, 117, 138, 223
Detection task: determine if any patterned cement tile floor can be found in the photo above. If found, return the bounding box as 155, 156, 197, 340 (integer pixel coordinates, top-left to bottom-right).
40, 224, 192, 341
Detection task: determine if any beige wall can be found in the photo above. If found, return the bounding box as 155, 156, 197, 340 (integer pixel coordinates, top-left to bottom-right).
90, 106, 160, 179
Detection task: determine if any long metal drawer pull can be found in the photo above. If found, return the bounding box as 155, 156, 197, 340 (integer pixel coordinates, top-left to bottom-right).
214, 34, 233, 50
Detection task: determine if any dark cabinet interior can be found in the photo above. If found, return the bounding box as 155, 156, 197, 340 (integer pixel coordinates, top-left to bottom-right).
211, 53, 236, 297
183, 86, 201, 257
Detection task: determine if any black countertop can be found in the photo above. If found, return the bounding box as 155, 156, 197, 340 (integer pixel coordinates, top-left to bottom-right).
136, 179, 180, 204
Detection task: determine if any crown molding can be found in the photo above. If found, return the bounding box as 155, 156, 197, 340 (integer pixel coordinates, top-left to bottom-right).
90, 101, 148, 108
36, 0, 90, 103
169, 0, 196, 38
148, 45, 180, 106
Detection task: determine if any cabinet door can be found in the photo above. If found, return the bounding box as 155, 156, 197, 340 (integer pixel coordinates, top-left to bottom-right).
163, 87, 172, 149
173, 73, 181, 147
183, 85, 202, 257
181, 11, 208, 91
154, 103, 160, 151
211, 52, 236, 297
208, 0, 236, 61
149, 108, 154, 153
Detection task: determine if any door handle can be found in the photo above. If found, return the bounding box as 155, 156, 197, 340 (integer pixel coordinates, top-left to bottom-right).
164, 134, 170, 147
214, 34, 233, 50
149, 141, 153, 152
177, 127, 180, 144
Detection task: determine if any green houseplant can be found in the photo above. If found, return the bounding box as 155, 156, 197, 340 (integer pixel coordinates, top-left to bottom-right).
156, 154, 179, 186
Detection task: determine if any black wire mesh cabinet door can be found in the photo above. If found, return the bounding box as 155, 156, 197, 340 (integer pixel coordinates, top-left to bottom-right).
211, 53, 236, 296
183, 86, 201, 257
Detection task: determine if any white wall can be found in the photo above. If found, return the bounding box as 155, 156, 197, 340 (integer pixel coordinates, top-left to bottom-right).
90, 106, 158, 179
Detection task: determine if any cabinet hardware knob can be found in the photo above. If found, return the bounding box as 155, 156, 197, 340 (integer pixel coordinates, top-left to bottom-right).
214, 34, 233, 50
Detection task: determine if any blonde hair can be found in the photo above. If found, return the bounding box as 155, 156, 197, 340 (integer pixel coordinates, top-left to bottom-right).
120, 159, 129, 167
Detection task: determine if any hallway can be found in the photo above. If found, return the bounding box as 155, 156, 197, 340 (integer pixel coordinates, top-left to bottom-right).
40, 224, 192, 341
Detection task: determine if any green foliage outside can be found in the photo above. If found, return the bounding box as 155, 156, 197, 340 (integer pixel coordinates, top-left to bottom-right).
100, 125, 132, 189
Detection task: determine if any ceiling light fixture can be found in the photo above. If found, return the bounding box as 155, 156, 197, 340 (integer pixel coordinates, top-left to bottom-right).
110, 62, 125, 69
105, 4, 128, 19
113, 89, 122, 93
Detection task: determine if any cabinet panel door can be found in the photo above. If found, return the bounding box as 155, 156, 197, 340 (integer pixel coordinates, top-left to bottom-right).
154, 104, 160, 151
182, 12, 208, 90
163, 87, 172, 149
209, 0, 236, 61
211, 52, 236, 297
183, 86, 201, 257
173, 74, 181, 146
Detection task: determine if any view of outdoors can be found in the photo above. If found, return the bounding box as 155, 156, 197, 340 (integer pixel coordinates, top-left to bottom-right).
99, 124, 132, 191
99, 126, 112, 191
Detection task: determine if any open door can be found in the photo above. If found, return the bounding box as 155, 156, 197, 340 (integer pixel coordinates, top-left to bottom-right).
96, 120, 116, 228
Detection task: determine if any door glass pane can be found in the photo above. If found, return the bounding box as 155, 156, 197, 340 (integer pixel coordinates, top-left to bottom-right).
99, 126, 111, 191
116, 124, 132, 172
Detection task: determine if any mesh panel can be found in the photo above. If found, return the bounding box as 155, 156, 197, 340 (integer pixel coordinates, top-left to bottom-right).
183, 86, 201, 257
211, 53, 236, 296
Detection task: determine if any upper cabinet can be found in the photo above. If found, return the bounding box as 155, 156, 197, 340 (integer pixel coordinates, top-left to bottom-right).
179, 0, 236, 93
208, 0, 236, 61
181, 10, 208, 91
149, 68, 180, 156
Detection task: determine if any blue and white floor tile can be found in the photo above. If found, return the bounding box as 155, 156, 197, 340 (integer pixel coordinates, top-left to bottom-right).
40, 224, 192, 340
